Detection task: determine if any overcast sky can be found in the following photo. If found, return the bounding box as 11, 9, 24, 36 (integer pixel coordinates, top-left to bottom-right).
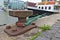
10, 0, 41, 3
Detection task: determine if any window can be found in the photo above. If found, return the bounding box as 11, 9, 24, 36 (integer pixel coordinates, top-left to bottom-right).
42, 7, 43, 9
54, 7, 56, 10
55, 0, 57, 1
45, 7, 47, 9
49, 6, 51, 10
42, 0, 45, 2
54, 6, 59, 10
39, 7, 40, 9
47, 0, 52, 2
4, 0, 9, 6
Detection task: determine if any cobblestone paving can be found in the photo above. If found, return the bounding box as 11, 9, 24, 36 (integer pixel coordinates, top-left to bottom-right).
35, 21, 60, 40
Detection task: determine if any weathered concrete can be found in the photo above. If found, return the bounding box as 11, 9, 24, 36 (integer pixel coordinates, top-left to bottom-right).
33, 13, 60, 27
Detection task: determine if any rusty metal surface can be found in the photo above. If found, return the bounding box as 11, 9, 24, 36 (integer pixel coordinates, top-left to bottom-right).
9, 10, 33, 17
4, 24, 36, 36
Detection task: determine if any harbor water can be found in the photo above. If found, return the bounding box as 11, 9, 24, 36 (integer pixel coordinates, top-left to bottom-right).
0, 10, 18, 25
